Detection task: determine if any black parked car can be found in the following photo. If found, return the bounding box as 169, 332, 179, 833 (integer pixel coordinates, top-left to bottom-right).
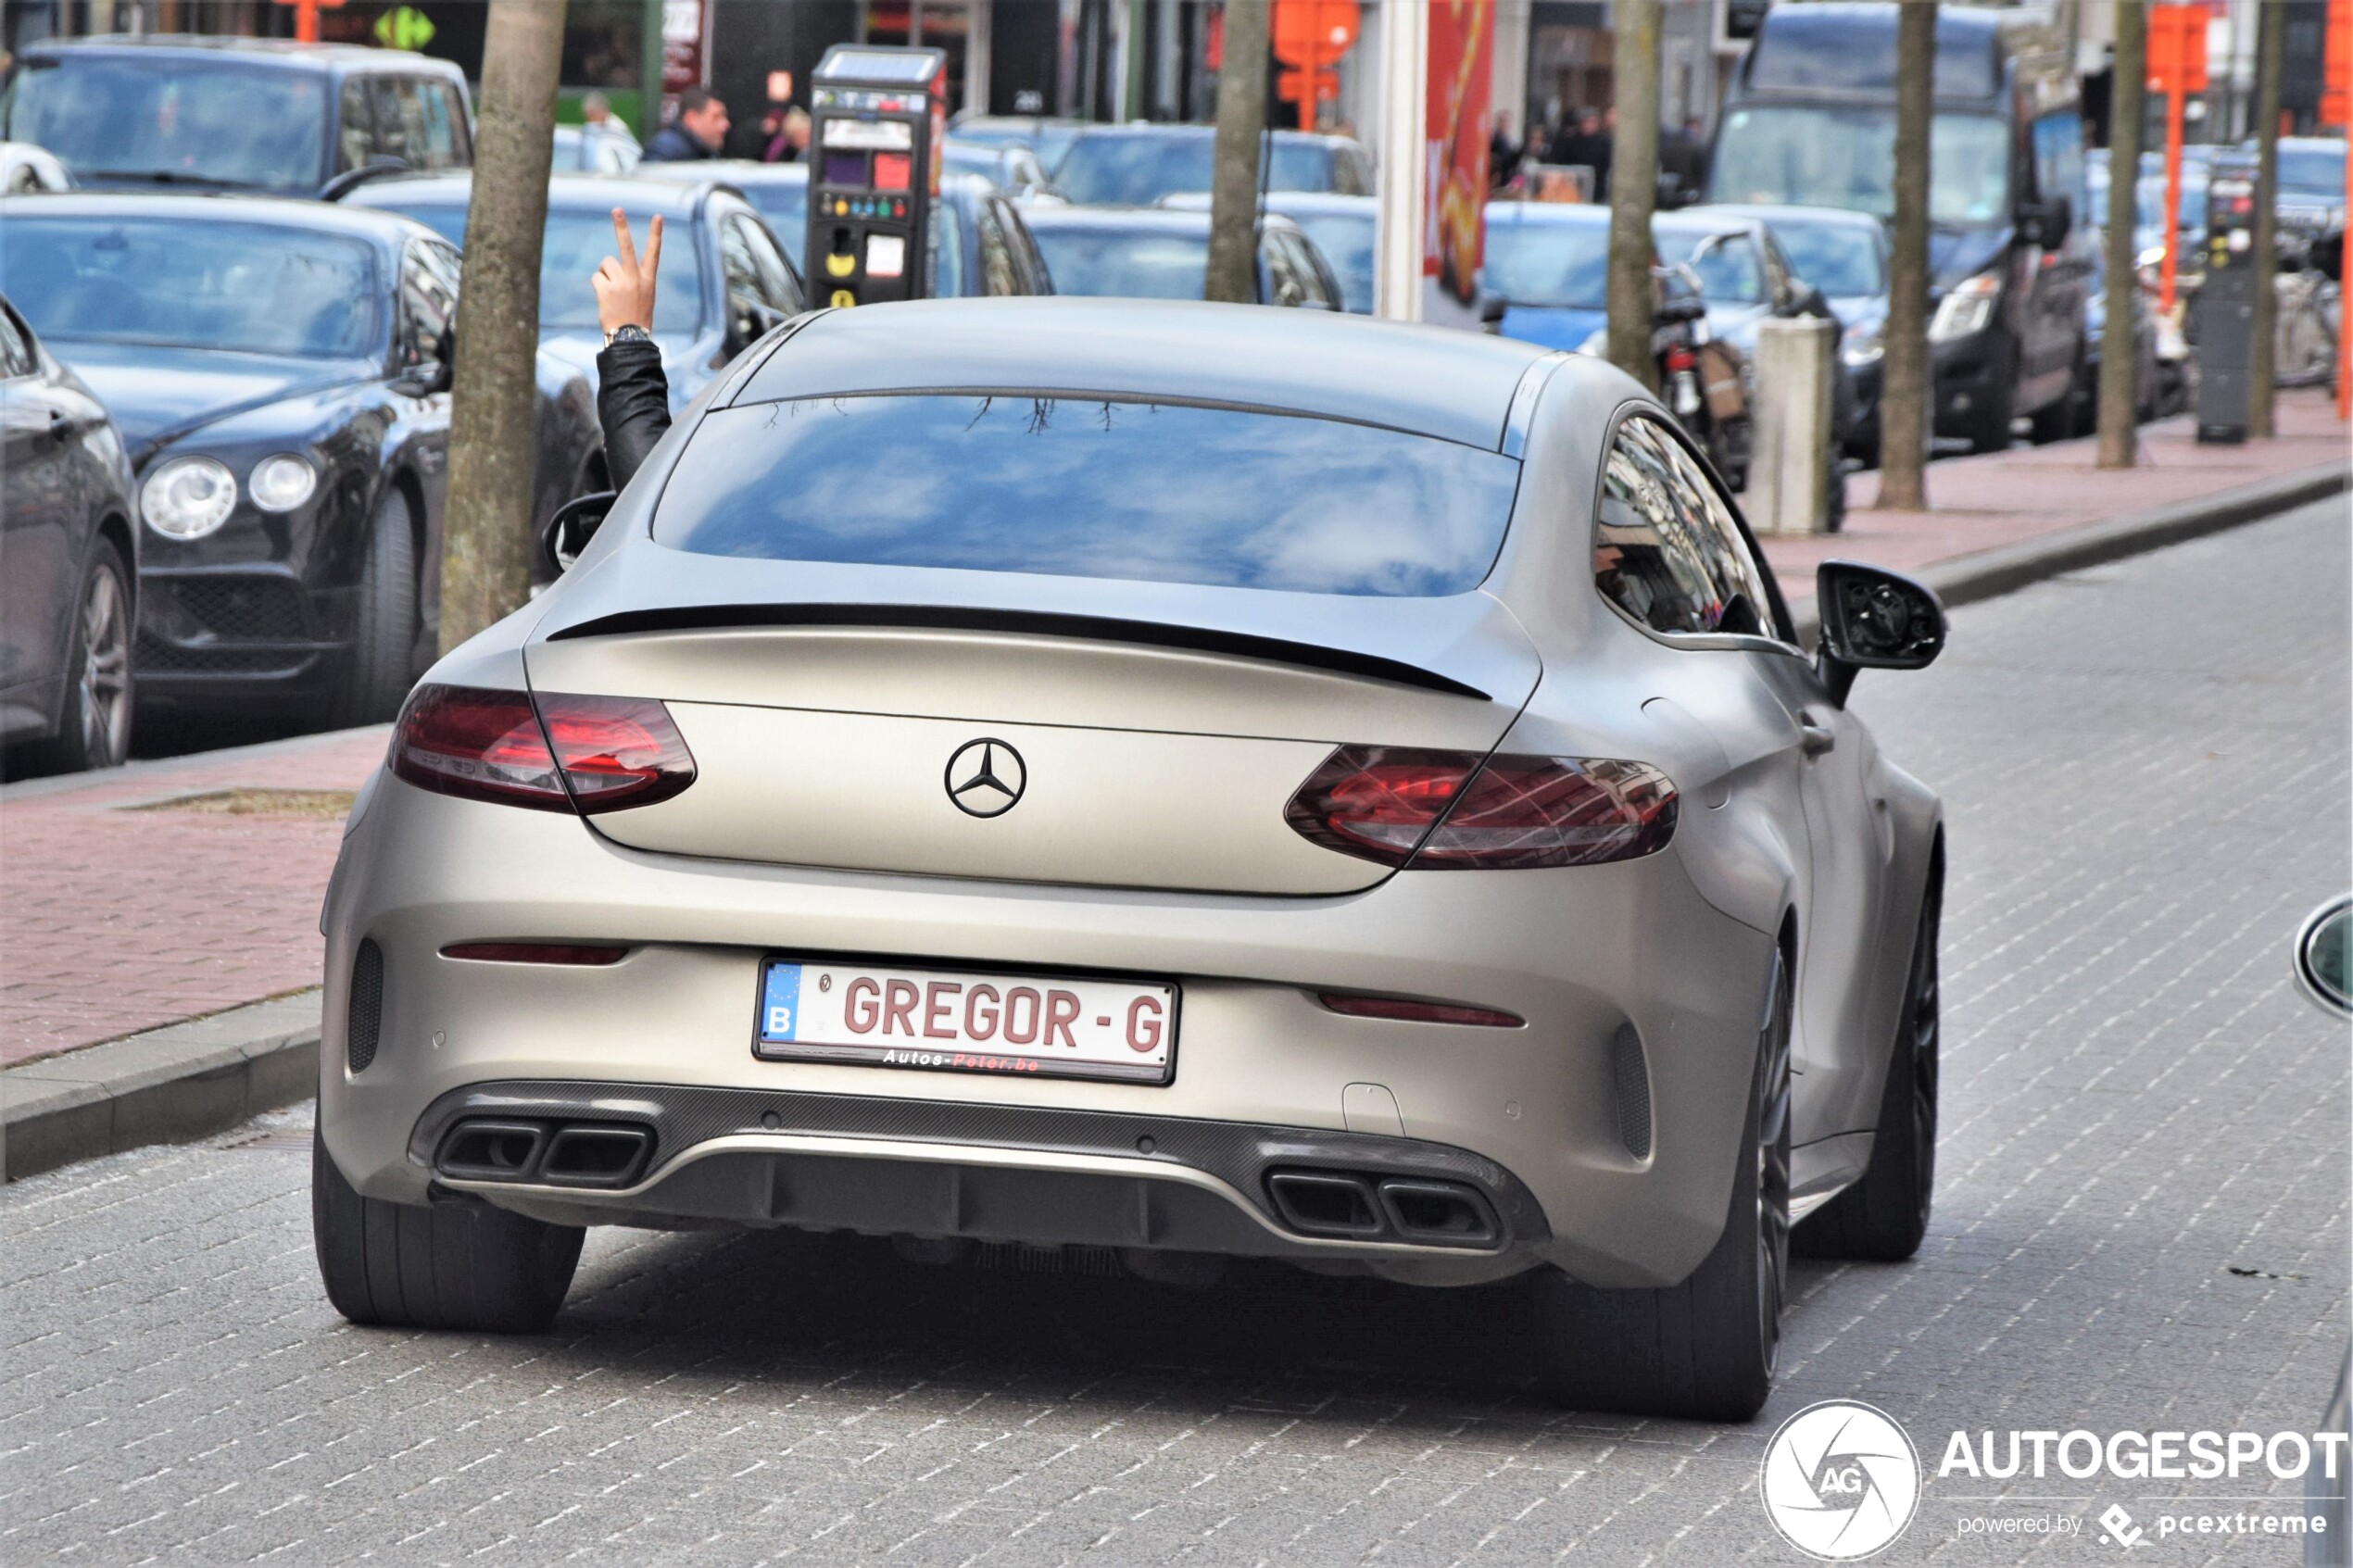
0, 194, 600, 725
0, 293, 136, 772
348, 173, 803, 414
1023, 207, 1342, 307
1, 35, 472, 198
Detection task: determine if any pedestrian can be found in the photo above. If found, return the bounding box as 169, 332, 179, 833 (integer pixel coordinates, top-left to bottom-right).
1661, 114, 1708, 206
761, 106, 811, 163
592, 209, 675, 490
1489, 111, 1523, 190
642, 86, 729, 162
577, 89, 640, 172
1592, 107, 1617, 202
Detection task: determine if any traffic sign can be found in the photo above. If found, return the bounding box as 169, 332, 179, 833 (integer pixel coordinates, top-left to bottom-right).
372, 6, 435, 51
2146, 3, 2208, 95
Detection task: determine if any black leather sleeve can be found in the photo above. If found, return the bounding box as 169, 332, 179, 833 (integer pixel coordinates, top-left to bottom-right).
596, 338, 672, 493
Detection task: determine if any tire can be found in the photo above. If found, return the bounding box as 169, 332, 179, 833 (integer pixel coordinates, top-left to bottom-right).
1531, 948, 1793, 1421
328, 486, 420, 727
312, 1133, 584, 1333
28, 539, 133, 774
2028, 350, 2085, 445
1964, 381, 2016, 454
1822, 445, 1847, 533
1795, 859, 1941, 1262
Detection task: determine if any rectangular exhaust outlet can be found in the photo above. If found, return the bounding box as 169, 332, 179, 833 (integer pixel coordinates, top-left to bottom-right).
1265, 1170, 1385, 1236
1376, 1179, 1500, 1248
537, 1125, 654, 1188
435, 1120, 549, 1182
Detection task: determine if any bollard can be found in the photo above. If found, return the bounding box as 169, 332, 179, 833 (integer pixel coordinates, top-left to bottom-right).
1748, 317, 1837, 534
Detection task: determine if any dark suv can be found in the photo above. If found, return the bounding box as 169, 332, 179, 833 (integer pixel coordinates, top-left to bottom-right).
2, 35, 472, 198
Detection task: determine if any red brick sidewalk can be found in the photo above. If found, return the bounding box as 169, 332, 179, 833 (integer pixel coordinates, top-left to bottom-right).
0, 391, 2343, 1072
0, 729, 387, 1067
1761, 387, 2349, 600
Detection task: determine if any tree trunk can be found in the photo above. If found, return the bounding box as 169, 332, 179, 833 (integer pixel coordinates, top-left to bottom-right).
2248, 0, 2285, 438
1875, 0, 1934, 510
439, 0, 567, 656
2096, 0, 2146, 469
1205, 0, 1269, 305
1604, 0, 1660, 391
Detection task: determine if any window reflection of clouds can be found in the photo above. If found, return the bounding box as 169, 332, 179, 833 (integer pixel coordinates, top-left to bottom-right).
661, 395, 1519, 597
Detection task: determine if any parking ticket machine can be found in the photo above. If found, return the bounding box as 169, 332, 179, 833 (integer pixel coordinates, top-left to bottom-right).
2196, 151, 2259, 445
806, 44, 947, 307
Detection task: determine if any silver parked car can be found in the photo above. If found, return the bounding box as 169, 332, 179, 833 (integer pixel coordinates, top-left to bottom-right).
313, 299, 1947, 1421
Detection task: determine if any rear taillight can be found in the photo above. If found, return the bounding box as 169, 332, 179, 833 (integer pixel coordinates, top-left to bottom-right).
1319, 993, 1525, 1028
1664, 344, 1699, 372
1285, 746, 1676, 870
440, 942, 629, 964
391, 684, 696, 814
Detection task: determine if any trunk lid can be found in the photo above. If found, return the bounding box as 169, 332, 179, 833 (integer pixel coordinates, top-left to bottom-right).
523, 559, 1539, 896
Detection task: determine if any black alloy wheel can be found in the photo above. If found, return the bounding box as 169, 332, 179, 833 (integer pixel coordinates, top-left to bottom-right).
1796, 861, 1941, 1261
32, 542, 132, 773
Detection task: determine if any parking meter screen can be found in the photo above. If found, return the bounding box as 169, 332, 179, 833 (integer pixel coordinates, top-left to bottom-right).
655, 395, 1521, 596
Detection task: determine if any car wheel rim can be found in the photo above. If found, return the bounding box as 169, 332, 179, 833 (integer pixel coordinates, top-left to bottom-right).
1908, 890, 1942, 1224
1755, 955, 1793, 1374
80, 567, 130, 768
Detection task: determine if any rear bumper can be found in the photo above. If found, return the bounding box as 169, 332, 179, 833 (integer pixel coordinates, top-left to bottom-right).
319, 771, 1780, 1288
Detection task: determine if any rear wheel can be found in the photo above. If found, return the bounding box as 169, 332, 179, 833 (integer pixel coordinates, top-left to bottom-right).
1796, 861, 1940, 1261
1532, 948, 1792, 1421
29, 540, 132, 774
328, 486, 419, 727
312, 1134, 584, 1333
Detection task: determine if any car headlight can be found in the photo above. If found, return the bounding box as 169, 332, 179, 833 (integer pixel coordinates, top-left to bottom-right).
1929, 273, 2000, 344
1841, 320, 1883, 366
248, 454, 318, 513
140, 456, 237, 540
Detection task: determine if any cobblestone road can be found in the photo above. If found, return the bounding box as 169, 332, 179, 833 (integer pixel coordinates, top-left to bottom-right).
4, 500, 2347, 1567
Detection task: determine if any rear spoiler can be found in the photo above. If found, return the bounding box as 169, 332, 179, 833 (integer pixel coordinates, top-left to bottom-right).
543, 602, 1492, 701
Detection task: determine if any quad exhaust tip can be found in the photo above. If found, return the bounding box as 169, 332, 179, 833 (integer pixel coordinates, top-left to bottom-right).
435, 1118, 654, 1189
1265, 1168, 1501, 1249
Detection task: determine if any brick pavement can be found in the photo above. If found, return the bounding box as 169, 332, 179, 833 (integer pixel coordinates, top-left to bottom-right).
1760, 386, 2348, 597
0, 729, 387, 1067
0, 499, 2344, 1565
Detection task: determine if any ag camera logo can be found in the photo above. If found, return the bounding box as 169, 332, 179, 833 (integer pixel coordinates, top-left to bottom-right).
1761, 1400, 1922, 1560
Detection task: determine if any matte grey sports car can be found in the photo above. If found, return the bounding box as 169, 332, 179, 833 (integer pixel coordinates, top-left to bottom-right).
315, 299, 1948, 1421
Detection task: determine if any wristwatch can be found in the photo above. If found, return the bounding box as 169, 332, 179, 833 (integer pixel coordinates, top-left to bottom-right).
604, 323, 651, 346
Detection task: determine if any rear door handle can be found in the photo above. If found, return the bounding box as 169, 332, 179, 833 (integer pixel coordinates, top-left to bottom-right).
1799, 720, 1837, 756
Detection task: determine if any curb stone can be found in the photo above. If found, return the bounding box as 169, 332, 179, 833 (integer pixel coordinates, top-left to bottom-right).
3, 461, 2345, 1182
1790, 459, 2350, 645
2, 992, 321, 1181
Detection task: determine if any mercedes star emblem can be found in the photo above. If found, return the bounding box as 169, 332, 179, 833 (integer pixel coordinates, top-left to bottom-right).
944, 737, 1026, 818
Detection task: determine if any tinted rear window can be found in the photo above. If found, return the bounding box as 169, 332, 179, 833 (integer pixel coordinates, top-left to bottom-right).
1746, 11, 2001, 99
655, 395, 1520, 596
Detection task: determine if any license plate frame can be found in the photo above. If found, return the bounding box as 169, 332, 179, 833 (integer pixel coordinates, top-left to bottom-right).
751, 955, 1179, 1085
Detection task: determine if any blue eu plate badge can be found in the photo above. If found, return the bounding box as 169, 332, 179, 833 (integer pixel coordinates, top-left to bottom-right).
760, 963, 801, 1043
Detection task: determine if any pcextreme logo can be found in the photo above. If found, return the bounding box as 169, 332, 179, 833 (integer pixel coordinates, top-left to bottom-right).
1760, 1400, 1924, 1560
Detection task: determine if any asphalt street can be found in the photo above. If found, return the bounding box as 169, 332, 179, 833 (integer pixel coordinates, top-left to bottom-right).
4, 497, 2347, 1567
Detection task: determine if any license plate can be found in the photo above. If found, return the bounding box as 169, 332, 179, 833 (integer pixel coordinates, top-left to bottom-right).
753, 958, 1177, 1084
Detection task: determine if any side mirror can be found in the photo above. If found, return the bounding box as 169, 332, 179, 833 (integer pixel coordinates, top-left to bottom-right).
2022, 194, 2073, 249
541, 489, 617, 573
1815, 559, 1945, 705
2296, 896, 2353, 1017
1478, 292, 1508, 330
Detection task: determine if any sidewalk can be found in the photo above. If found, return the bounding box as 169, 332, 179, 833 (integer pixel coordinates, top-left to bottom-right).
1761, 386, 2348, 599
1, 392, 2345, 1172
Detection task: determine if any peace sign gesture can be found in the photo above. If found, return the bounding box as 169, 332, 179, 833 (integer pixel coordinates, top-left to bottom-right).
593, 208, 663, 340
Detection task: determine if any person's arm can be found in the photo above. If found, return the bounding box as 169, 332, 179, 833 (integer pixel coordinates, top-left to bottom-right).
592, 209, 672, 492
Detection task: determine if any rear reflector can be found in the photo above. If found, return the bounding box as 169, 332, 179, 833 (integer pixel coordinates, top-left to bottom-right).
391, 684, 696, 814
1319, 993, 1525, 1028
440, 942, 630, 965
1286, 746, 1676, 870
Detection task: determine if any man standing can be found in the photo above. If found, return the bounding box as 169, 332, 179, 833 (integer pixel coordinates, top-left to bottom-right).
576, 90, 640, 173
643, 86, 729, 162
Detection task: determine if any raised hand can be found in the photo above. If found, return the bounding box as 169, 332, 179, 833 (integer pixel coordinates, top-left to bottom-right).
593, 208, 662, 339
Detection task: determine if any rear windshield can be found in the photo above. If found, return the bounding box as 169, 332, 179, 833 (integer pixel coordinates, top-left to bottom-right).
3, 56, 328, 192
655, 395, 1520, 597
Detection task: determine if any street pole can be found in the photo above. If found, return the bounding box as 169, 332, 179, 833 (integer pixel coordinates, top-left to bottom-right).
2249, 0, 2284, 437
1372, 0, 1428, 321
1205, 0, 1269, 304
440, 0, 567, 656
1604, 0, 1660, 390
1875, 0, 1934, 511
2098, 0, 2146, 470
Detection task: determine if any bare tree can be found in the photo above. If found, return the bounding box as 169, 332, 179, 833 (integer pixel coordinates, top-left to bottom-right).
1604, 0, 1661, 390
1875, 0, 1934, 511
1206, 0, 1269, 305
439, 0, 567, 655
2096, 0, 2146, 469
2248, 0, 2285, 437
